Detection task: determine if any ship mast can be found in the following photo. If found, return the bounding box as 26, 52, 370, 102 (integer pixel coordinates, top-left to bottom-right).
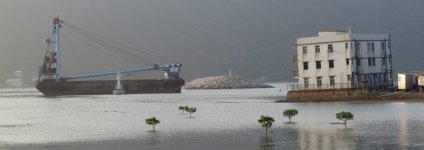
39, 16, 62, 82
53, 16, 61, 81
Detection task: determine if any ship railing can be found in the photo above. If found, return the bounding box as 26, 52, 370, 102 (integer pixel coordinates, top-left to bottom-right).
288, 83, 352, 91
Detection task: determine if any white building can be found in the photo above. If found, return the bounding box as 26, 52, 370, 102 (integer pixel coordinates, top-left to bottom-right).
397, 73, 414, 91
4, 70, 24, 87
292, 30, 393, 90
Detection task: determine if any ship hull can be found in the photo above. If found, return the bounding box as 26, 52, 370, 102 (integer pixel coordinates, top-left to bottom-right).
36, 78, 185, 96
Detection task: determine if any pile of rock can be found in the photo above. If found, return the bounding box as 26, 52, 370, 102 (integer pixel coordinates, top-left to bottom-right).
185, 76, 273, 89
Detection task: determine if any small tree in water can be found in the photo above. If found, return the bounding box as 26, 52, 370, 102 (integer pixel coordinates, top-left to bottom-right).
185, 107, 197, 117
283, 109, 298, 123
258, 115, 275, 135
178, 106, 187, 115
146, 117, 160, 131
336, 111, 354, 127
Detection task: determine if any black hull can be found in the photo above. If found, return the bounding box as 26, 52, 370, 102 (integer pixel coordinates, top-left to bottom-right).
36, 78, 185, 96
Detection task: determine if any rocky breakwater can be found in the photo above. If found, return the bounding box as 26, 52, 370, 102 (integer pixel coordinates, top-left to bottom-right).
185, 76, 273, 89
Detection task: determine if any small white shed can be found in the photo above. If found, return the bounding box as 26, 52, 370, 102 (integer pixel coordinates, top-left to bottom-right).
418, 73, 424, 86
417, 73, 424, 92
398, 73, 413, 91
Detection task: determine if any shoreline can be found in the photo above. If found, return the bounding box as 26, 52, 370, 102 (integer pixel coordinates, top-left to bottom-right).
276, 98, 424, 103
284, 89, 424, 103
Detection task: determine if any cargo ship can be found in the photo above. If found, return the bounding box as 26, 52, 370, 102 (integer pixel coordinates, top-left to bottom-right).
36, 17, 185, 96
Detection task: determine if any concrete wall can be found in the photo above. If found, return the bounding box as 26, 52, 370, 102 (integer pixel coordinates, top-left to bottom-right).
287, 90, 424, 102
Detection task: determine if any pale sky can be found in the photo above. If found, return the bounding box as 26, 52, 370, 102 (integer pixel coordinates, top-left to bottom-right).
0, 0, 423, 84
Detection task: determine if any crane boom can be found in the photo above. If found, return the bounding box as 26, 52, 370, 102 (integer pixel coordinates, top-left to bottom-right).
64, 64, 182, 81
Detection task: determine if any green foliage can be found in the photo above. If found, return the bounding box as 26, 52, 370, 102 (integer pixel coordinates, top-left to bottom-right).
185, 107, 197, 117
283, 109, 298, 122
258, 115, 275, 135
178, 106, 187, 114
178, 106, 185, 111
146, 117, 160, 131
336, 111, 354, 124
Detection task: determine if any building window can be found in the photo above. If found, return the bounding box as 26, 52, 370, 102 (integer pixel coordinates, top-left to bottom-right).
345, 43, 349, 49
346, 59, 350, 65
356, 60, 361, 66
316, 61, 321, 69
329, 60, 334, 68
382, 58, 386, 65
355, 43, 360, 50
315, 45, 320, 53
317, 77, 322, 87
367, 58, 376, 66
381, 42, 386, 50
368, 58, 372, 66
304, 77, 309, 88
303, 62, 309, 70
347, 75, 351, 82
302, 46, 307, 54
330, 76, 335, 86
328, 44, 333, 52
367, 42, 375, 51
388, 42, 391, 49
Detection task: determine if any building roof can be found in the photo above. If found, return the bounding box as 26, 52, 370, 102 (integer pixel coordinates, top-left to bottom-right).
294, 30, 390, 46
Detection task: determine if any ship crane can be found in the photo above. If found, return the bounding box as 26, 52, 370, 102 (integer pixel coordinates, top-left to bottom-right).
36, 17, 185, 96
63, 63, 182, 81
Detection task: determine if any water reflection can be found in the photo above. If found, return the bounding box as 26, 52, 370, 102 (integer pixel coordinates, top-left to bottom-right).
335, 128, 354, 149
259, 136, 274, 150
279, 126, 300, 149
296, 127, 354, 150
398, 103, 409, 149
145, 131, 160, 147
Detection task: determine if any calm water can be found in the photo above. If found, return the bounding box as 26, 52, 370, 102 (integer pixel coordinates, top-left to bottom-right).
0, 83, 424, 149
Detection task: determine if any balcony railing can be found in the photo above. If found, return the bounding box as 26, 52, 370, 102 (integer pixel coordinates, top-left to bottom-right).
288, 83, 352, 91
